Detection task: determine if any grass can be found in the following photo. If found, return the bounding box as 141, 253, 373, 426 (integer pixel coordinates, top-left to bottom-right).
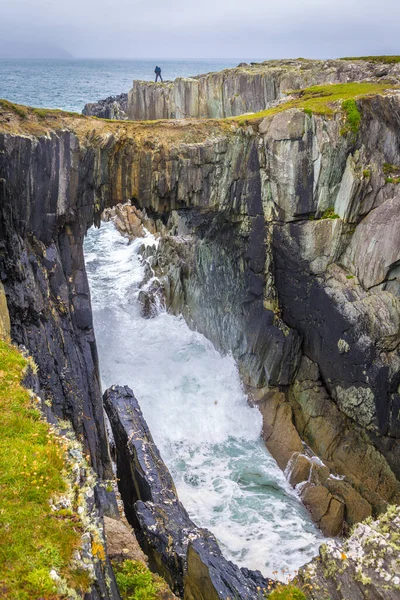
383, 162, 400, 184
341, 55, 400, 64
0, 99, 28, 119
113, 560, 173, 600
320, 207, 340, 219
341, 99, 361, 134
0, 340, 88, 599
267, 584, 307, 599
232, 81, 397, 124
0, 99, 83, 121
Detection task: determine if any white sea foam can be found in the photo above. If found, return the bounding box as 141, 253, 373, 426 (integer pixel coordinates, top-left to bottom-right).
84, 222, 323, 579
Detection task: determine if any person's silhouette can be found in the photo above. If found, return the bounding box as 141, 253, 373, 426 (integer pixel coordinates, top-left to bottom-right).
154, 66, 163, 82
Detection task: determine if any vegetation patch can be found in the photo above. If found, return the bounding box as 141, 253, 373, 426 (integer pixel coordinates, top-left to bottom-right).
340, 99, 361, 135
341, 55, 400, 64
383, 162, 400, 184
267, 584, 307, 599
113, 559, 173, 600
0, 99, 28, 119
232, 82, 396, 125
320, 207, 340, 219
0, 340, 89, 599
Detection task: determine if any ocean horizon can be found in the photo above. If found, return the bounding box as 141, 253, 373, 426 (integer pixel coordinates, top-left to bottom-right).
0, 57, 258, 113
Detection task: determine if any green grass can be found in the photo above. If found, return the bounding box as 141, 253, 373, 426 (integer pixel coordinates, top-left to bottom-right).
0, 99, 83, 121
341, 55, 400, 64
268, 584, 307, 599
113, 560, 173, 600
232, 81, 397, 124
383, 163, 400, 184
320, 207, 340, 219
341, 99, 361, 134
0, 340, 88, 599
0, 99, 28, 119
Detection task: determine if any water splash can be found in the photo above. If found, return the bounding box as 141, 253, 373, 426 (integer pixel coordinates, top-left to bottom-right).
84, 222, 323, 579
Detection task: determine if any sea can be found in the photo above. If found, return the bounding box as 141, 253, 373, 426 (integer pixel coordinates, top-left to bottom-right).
0, 58, 243, 113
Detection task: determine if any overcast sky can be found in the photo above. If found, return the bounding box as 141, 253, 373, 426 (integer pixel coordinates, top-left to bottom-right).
0, 0, 399, 59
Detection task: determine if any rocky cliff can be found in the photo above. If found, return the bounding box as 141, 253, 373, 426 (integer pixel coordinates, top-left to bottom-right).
83, 58, 400, 121
1, 70, 400, 597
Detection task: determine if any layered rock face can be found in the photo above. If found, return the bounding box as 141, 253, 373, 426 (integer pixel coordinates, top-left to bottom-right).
124, 59, 400, 120
0, 131, 112, 480
1, 77, 400, 579
97, 94, 400, 534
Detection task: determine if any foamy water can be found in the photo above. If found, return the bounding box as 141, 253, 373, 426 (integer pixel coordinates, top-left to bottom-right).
84, 222, 323, 579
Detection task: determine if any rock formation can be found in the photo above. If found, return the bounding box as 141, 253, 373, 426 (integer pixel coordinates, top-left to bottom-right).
1, 58, 400, 597
83, 93, 129, 120
83, 58, 400, 121
298, 504, 400, 599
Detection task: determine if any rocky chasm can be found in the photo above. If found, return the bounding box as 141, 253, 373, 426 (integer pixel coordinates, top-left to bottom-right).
1, 58, 400, 599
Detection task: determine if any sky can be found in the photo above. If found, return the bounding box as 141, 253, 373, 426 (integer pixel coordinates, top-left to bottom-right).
0, 0, 399, 59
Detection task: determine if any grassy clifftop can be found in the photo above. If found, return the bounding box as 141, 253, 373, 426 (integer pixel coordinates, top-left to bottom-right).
233, 81, 399, 124
1, 81, 399, 140
0, 341, 90, 599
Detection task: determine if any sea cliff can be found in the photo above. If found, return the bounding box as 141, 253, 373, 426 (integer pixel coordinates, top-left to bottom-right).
1, 58, 400, 598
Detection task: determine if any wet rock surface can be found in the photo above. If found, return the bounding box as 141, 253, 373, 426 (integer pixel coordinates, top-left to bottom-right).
103, 385, 274, 599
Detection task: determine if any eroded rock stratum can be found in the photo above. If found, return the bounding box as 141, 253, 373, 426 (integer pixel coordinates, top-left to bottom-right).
1, 62, 400, 597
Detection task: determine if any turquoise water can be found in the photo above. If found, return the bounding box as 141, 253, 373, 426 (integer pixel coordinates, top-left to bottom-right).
84, 223, 323, 579
0, 58, 239, 112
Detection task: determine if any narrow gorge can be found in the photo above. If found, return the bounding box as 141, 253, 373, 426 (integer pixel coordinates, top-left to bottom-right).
1, 57, 400, 600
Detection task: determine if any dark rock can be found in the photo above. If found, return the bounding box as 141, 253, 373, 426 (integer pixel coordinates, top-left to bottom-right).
103, 385, 273, 598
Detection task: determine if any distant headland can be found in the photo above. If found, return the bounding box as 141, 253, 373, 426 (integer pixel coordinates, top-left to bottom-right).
0, 41, 73, 59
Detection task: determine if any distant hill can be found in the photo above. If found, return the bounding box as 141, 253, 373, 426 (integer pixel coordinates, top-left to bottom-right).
0, 41, 73, 59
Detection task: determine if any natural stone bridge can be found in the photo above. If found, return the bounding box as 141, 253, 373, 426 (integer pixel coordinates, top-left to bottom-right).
1, 79, 400, 597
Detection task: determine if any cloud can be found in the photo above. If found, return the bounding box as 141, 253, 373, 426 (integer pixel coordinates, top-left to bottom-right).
0, 0, 398, 58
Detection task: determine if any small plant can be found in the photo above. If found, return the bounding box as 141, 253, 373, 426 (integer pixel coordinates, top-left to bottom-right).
303, 108, 313, 117
382, 163, 400, 183
268, 584, 307, 599
321, 207, 340, 219
346, 275, 354, 280
341, 99, 361, 135
113, 559, 172, 600
363, 168, 371, 178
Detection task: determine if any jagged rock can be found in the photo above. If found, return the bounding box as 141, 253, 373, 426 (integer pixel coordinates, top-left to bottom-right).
298, 505, 400, 600
103, 385, 274, 598
138, 279, 164, 318
102, 203, 158, 239
83, 93, 128, 119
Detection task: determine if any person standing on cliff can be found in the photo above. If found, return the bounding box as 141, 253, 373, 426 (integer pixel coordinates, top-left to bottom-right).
154, 66, 163, 82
